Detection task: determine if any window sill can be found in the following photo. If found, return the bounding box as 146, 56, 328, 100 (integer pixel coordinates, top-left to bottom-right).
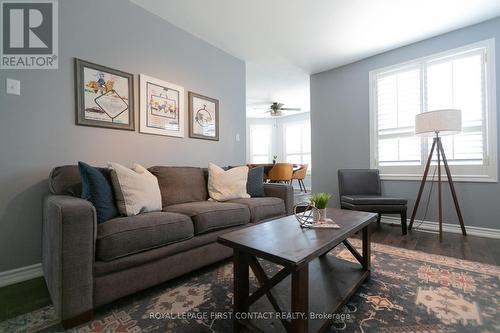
380, 173, 498, 183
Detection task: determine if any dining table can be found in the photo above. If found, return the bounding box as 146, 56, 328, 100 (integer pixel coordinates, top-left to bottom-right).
248, 163, 302, 177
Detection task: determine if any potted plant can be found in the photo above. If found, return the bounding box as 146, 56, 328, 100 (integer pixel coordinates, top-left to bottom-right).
309, 192, 331, 222
272, 155, 278, 164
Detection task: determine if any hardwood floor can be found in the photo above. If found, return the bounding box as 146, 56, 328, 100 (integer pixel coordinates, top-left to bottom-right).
292, 189, 500, 265
0, 277, 51, 322
358, 220, 500, 265
0, 210, 498, 323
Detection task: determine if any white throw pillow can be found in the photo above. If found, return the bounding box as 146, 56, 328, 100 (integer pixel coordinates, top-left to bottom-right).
108, 162, 162, 216
207, 163, 250, 201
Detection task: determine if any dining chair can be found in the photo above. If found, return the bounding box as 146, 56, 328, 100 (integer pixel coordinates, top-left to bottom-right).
291, 164, 308, 192
267, 163, 293, 184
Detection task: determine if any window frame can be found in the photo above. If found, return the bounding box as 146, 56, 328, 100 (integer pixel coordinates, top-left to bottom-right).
248, 123, 273, 164
283, 119, 312, 173
369, 39, 497, 182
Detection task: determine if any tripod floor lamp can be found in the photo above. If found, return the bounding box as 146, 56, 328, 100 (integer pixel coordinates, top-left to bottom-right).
408, 109, 467, 241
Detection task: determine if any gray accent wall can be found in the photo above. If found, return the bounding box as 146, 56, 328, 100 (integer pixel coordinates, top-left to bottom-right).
311, 17, 500, 230
0, 0, 246, 272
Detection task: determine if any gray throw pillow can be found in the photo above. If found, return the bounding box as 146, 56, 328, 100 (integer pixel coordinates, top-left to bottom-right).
246, 166, 265, 197
227, 165, 266, 197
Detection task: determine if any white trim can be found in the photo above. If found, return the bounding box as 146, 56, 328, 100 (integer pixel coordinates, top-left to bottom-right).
485, 38, 498, 182
381, 216, 500, 239
369, 38, 497, 183
370, 39, 495, 78
379, 173, 497, 182
0, 263, 43, 288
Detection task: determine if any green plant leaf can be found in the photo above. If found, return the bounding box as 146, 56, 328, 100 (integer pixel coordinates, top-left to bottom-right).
309, 192, 331, 209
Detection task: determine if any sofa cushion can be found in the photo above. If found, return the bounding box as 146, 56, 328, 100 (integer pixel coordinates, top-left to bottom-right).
79, 162, 118, 224
228, 197, 286, 223
94, 224, 246, 276
49, 165, 82, 197
149, 166, 208, 206
96, 212, 194, 261
163, 201, 250, 234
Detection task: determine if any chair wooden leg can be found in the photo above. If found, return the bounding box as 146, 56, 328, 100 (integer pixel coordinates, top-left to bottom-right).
300, 179, 306, 193
377, 213, 381, 223
401, 210, 407, 235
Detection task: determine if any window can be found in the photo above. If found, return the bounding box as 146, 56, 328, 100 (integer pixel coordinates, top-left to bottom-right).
249, 124, 272, 163
284, 120, 311, 170
370, 39, 497, 182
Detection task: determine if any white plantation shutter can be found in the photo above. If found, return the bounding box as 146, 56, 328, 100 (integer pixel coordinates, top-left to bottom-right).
370, 39, 496, 181
426, 51, 485, 164
376, 68, 421, 165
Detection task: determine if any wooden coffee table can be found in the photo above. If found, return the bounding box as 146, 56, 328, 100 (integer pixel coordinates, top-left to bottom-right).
218, 208, 377, 333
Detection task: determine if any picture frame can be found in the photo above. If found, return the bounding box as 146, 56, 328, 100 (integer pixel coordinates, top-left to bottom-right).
188, 91, 219, 141
75, 58, 135, 131
139, 74, 185, 137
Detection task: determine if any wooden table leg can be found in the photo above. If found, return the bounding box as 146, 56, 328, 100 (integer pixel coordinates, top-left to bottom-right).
291, 263, 309, 333
362, 226, 371, 277
233, 250, 249, 332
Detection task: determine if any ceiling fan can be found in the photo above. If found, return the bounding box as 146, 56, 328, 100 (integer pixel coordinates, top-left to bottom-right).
254, 102, 301, 117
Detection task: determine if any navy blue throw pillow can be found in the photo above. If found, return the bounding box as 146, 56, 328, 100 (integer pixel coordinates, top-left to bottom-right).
246, 166, 265, 197
78, 162, 118, 224
228, 165, 265, 197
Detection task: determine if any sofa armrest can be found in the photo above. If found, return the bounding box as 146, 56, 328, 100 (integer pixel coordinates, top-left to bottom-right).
42, 195, 96, 322
263, 183, 294, 215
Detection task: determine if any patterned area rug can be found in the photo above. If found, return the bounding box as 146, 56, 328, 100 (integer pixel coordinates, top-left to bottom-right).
1, 239, 499, 333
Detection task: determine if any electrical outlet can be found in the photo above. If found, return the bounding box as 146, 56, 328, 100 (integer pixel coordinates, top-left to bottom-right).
236, 133, 240, 142
6, 78, 20, 95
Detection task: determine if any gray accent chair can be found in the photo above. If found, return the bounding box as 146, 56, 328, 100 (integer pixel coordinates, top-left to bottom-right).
43, 165, 293, 328
338, 169, 408, 235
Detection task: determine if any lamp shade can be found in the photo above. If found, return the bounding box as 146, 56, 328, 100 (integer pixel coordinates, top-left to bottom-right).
415, 109, 462, 136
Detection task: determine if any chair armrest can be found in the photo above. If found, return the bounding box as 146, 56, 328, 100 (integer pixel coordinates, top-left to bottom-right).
263, 183, 294, 215
42, 195, 96, 321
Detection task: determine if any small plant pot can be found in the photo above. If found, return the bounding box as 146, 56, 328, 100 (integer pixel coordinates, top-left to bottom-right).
314, 208, 327, 222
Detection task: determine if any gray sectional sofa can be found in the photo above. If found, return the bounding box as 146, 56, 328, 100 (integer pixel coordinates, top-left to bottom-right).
42, 165, 293, 328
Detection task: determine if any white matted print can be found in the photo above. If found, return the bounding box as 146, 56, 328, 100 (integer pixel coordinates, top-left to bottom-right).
75, 59, 135, 131
140, 74, 185, 137
189, 92, 219, 141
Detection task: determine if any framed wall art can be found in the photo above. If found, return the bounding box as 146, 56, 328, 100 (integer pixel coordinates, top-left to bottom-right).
75, 58, 135, 130
188, 91, 219, 141
139, 74, 185, 137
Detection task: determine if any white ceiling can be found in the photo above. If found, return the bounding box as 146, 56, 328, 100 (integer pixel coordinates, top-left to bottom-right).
131, 0, 500, 115
245, 62, 310, 117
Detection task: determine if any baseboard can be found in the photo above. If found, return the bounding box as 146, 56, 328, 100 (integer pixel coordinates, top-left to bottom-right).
380, 216, 500, 239
0, 263, 43, 288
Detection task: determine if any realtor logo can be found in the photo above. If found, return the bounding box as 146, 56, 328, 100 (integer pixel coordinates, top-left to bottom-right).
1, 0, 58, 69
